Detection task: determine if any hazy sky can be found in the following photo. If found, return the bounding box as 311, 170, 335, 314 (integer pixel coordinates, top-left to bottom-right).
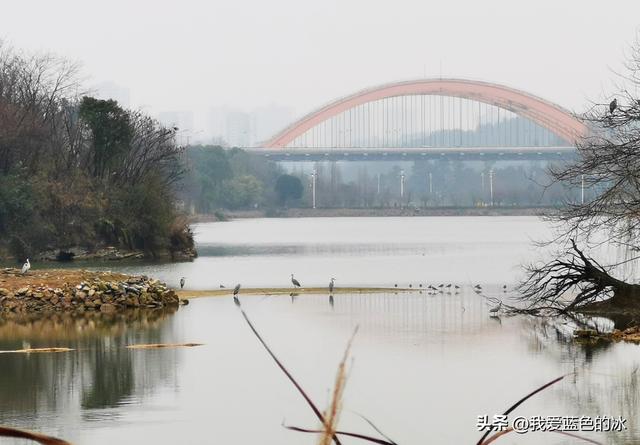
2, 0, 640, 118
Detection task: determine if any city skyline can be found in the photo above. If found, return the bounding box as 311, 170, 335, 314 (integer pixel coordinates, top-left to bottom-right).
2, 0, 639, 126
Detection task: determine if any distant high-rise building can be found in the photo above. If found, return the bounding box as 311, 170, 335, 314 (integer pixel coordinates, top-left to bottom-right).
93, 81, 131, 108
203, 103, 294, 147
251, 104, 294, 145
207, 106, 230, 145
225, 111, 251, 147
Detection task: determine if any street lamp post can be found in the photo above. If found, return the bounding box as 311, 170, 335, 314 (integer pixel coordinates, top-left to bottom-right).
310, 169, 317, 209
489, 169, 494, 206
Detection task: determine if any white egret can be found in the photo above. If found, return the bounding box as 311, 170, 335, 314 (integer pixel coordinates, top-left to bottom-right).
21, 259, 30, 274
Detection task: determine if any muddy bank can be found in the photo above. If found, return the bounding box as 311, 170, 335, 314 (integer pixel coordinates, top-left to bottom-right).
177, 286, 411, 299
0, 268, 182, 315
0, 245, 197, 264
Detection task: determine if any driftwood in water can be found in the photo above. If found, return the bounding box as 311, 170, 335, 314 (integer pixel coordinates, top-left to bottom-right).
519, 239, 640, 314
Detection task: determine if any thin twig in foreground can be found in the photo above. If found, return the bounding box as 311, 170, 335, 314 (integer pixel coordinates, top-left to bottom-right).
234, 297, 342, 445
0, 426, 71, 445
477, 374, 569, 445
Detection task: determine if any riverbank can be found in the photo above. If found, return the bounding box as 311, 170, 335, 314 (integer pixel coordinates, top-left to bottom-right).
191, 206, 557, 222
0, 245, 197, 264
0, 268, 181, 314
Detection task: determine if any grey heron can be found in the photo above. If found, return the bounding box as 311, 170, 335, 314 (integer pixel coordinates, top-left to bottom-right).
291, 274, 301, 289
474, 284, 482, 290
233, 283, 241, 306
180, 277, 185, 289
454, 285, 460, 289
489, 302, 502, 316
220, 284, 225, 288
610, 98, 617, 114
329, 277, 335, 294
21, 259, 30, 274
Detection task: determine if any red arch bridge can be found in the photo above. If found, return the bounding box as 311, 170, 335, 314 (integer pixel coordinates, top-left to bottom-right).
247, 78, 588, 161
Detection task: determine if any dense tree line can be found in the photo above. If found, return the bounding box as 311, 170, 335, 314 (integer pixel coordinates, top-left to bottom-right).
0, 43, 192, 260
181, 145, 577, 213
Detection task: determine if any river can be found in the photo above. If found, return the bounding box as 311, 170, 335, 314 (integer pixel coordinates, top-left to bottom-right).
0, 216, 637, 444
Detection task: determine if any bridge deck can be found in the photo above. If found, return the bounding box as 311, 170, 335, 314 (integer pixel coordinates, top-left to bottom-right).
247, 146, 576, 161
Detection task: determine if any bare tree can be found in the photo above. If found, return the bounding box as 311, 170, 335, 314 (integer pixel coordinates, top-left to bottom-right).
520, 40, 640, 313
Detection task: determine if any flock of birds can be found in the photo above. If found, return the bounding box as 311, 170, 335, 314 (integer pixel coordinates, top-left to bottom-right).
21, 255, 505, 315
178, 274, 505, 315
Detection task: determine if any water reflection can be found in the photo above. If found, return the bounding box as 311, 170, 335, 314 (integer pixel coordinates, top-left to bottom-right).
0, 217, 638, 444
520, 316, 639, 444
0, 308, 178, 428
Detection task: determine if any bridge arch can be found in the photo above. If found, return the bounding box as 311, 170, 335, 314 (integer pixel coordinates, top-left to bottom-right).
265, 78, 588, 148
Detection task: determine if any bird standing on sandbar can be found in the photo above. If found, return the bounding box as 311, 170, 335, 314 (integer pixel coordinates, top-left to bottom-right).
180, 277, 185, 289
489, 301, 502, 316
291, 274, 301, 289
21, 259, 30, 275
329, 277, 335, 294
609, 98, 617, 114
233, 283, 241, 305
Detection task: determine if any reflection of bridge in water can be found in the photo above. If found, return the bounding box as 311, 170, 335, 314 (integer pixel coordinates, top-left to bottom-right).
248, 79, 588, 162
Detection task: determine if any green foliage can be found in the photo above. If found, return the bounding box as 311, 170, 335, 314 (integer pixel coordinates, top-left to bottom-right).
0, 44, 192, 259
183, 145, 284, 211
222, 175, 263, 209
0, 173, 34, 235
275, 174, 303, 206
106, 176, 178, 254
79, 97, 133, 179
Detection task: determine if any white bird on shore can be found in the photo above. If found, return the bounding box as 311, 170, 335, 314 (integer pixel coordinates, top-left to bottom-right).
489, 302, 502, 316
291, 274, 301, 289
21, 259, 30, 274
180, 277, 185, 289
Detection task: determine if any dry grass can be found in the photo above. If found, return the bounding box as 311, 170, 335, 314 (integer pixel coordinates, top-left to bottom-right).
318, 330, 356, 445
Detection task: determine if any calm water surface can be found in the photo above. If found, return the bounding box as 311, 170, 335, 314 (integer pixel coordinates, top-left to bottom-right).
0, 216, 638, 444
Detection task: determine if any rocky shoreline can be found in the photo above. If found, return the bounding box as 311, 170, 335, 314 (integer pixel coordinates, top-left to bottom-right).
0, 245, 197, 264
0, 268, 183, 315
